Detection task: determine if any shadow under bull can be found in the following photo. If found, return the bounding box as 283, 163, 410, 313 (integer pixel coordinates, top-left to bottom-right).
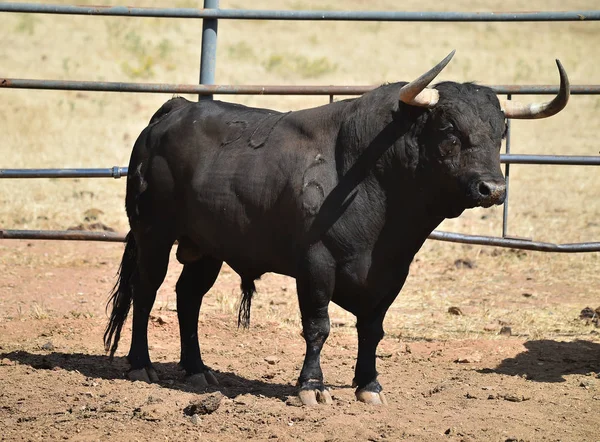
0, 350, 297, 400
479, 339, 600, 382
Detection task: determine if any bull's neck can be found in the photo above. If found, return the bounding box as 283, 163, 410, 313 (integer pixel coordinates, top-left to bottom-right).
335, 100, 444, 236
335, 98, 426, 198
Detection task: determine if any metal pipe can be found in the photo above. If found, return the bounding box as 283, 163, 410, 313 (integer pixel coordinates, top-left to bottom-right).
0, 155, 597, 179
2, 228, 599, 252
1, 4, 599, 21
2, 79, 600, 95
499, 154, 600, 165
0, 167, 127, 179
428, 231, 600, 253
199, 0, 218, 101
1, 155, 598, 179
0, 230, 126, 242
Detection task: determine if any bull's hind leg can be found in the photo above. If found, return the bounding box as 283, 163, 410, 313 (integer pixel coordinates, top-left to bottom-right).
127, 230, 173, 383
175, 257, 222, 388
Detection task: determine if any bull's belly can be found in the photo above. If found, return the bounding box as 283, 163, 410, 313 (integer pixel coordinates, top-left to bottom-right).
181, 213, 299, 277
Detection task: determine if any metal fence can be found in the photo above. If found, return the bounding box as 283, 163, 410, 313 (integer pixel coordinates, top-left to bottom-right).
1, 1, 599, 253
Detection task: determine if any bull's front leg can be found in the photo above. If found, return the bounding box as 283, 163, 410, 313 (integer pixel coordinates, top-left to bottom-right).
295, 244, 335, 406
353, 282, 405, 405
353, 313, 388, 405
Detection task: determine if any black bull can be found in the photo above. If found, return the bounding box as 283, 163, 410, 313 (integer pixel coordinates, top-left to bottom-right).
104, 53, 569, 405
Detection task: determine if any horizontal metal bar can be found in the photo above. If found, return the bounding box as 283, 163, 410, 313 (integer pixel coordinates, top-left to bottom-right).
0, 167, 126, 179
2, 229, 598, 252
500, 155, 600, 165
2, 79, 600, 95
1, 155, 598, 179
429, 231, 600, 253
1, 4, 599, 21
0, 230, 125, 242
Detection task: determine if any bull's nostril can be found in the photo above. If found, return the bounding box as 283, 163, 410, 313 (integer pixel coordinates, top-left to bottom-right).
478, 182, 491, 197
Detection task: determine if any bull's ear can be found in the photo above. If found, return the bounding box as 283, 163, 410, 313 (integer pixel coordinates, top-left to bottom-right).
399, 50, 455, 108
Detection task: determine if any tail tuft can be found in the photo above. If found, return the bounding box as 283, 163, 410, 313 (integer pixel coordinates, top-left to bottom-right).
237, 278, 256, 329
104, 232, 137, 359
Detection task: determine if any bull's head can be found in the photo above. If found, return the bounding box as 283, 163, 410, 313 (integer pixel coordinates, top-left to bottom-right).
400, 51, 570, 218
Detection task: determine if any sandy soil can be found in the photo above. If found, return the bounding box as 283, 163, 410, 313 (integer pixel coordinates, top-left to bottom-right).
1, 241, 599, 441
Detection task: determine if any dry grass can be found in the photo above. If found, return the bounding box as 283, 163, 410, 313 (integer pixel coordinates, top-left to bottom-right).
1, 0, 599, 340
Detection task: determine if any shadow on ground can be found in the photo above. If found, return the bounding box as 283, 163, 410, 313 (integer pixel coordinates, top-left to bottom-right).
480, 339, 600, 382
0, 350, 297, 400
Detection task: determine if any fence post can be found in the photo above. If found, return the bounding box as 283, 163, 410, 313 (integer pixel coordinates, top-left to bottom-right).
502, 94, 512, 238
199, 0, 219, 101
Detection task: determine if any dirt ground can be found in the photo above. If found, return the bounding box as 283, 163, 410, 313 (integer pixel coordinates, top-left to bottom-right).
1, 240, 599, 442
2, 0, 600, 440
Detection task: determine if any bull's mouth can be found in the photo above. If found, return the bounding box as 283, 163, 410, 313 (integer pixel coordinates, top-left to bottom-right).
477, 198, 503, 209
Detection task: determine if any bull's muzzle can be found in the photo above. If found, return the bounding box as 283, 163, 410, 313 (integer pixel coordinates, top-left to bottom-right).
471, 179, 506, 207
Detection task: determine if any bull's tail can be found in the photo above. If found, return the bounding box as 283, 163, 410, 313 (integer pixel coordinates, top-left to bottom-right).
104, 231, 137, 359
237, 278, 256, 329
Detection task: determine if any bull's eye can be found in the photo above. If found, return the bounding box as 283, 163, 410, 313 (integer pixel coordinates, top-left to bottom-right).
440, 135, 461, 157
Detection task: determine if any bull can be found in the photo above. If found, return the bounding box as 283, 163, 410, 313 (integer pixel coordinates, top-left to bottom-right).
104, 52, 569, 405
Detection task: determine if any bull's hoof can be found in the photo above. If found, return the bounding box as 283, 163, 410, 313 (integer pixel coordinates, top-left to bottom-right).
299, 388, 333, 406
353, 379, 387, 405
355, 389, 387, 405
128, 367, 158, 383
298, 380, 333, 406
187, 371, 219, 389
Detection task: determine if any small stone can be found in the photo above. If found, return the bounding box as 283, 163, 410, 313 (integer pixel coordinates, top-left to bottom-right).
580, 307, 596, 320
190, 414, 200, 425
447, 306, 463, 316
455, 353, 482, 364
284, 396, 303, 407
183, 392, 223, 416
454, 259, 475, 269
502, 393, 530, 402
444, 427, 458, 435
499, 326, 512, 336
264, 356, 279, 365
133, 405, 161, 422
466, 392, 477, 399
150, 315, 167, 325
521, 293, 533, 298
146, 395, 163, 404
41, 341, 55, 351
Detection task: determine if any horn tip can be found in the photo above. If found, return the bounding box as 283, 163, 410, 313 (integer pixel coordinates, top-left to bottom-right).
555, 59, 570, 91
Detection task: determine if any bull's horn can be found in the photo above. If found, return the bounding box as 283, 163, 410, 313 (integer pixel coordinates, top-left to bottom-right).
500, 60, 570, 119
399, 50, 455, 108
